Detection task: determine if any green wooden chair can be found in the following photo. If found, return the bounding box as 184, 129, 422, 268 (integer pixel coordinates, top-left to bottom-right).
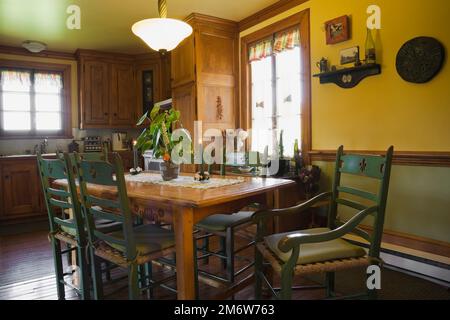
74, 152, 176, 300
252, 146, 394, 300
194, 149, 261, 288
38, 152, 123, 300
37, 153, 91, 300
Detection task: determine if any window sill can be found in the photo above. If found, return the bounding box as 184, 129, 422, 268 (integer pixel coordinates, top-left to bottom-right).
0, 134, 74, 140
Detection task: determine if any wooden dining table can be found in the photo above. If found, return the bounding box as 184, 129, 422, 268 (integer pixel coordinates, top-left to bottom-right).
55, 173, 294, 299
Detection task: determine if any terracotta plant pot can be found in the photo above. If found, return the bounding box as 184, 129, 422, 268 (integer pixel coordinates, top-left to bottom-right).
160, 161, 180, 181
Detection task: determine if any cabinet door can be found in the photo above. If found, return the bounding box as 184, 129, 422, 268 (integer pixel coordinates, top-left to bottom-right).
110, 63, 136, 126
171, 35, 195, 88
1, 161, 42, 220
136, 63, 161, 119
83, 60, 110, 126
172, 84, 197, 173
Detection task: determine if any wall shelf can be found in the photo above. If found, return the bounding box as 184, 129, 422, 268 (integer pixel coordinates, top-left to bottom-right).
313, 63, 381, 88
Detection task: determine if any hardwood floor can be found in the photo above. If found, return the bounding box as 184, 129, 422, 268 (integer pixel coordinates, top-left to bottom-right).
0, 229, 449, 300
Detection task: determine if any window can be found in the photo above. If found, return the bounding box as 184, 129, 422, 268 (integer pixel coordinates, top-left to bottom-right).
250, 30, 301, 157
241, 11, 311, 161
0, 61, 71, 138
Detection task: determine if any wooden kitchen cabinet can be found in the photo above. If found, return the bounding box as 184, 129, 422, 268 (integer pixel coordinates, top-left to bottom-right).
0, 158, 46, 224
77, 50, 137, 129
77, 50, 171, 129
171, 14, 239, 138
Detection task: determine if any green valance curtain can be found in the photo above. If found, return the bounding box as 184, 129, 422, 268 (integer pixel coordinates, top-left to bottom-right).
248, 28, 300, 62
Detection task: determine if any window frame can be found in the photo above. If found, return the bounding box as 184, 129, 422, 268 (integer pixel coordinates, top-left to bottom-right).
0, 59, 72, 139
240, 10, 311, 163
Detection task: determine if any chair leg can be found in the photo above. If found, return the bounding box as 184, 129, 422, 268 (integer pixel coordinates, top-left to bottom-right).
77, 246, 90, 300
52, 239, 65, 300
128, 263, 140, 300
145, 262, 153, 299
226, 227, 235, 284
219, 236, 227, 269
193, 235, 200, 300
280, 267, 294, 300
104, 261, 112, 281
89, 249, 104, 300
325, 272, 335, 298
254, 246, 263, 300
201, 236, 210, 266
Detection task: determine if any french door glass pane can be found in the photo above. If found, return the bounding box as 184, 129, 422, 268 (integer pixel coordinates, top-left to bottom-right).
251, 56, 274, 155
36, 112, 61, 130
2, 92, 31, 111
35, 93, 61, 112
3, 111, 31, 130
275, 47, 301, 157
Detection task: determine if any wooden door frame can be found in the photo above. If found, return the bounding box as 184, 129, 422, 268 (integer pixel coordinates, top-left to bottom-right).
240, 9, 311, 163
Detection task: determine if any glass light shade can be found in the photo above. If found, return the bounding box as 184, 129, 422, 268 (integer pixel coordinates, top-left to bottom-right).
132, 18, 192, 52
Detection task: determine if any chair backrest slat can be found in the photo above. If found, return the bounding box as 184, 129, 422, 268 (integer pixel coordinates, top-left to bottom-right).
340, 154, 387, 180
87, 195, 121, 209
90, 206, 124, 223
49, 198, 73, 210
47, 187, 70, 198
337, 186, 378, 202
79, 161, 117, 186
335, 198, 368, 211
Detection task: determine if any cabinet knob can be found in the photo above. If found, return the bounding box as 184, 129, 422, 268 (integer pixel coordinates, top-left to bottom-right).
4, 175, 9, 179
113, 113, 117, 117
104, 112, 108, 116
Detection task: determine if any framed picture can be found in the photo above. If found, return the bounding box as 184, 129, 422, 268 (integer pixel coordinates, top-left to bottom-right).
340, 46, 359, 65
325, 15, 350, 45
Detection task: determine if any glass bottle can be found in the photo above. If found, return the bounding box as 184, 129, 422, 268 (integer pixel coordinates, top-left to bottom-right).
365, 28, 376, 64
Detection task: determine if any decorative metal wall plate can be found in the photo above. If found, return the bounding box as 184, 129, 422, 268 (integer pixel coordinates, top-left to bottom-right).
396, 37, 445, 83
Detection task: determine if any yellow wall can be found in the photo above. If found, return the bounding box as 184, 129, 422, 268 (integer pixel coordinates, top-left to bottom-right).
241, 0, 450, 243
0, 53, 78, 127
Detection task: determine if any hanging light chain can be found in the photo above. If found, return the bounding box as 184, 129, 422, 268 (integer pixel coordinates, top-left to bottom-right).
158, 0, 168, 18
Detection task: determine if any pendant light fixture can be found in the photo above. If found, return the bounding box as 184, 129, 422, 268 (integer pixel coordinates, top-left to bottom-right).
132, 0, 193, 53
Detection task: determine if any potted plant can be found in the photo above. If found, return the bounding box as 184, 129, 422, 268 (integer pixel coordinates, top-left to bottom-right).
136, 103, 190, 181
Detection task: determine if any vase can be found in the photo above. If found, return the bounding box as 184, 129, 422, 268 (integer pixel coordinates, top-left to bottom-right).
160, 161, 180, 181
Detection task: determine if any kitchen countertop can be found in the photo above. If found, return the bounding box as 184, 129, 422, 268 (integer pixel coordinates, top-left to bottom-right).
0, 153, 57, 159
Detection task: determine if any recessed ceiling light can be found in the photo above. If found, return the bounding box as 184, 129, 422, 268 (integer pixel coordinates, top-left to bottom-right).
22, 40, 47, 53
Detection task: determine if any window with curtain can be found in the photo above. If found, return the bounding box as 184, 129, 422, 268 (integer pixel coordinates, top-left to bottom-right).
0, 68, 65, 135
249, 28, 301, 158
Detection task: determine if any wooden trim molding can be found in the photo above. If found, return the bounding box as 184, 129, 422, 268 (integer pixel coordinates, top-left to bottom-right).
239, 0, 309, 32
0, 45, 75, 61
309, 150, 450, 167
240, 9, 311, 162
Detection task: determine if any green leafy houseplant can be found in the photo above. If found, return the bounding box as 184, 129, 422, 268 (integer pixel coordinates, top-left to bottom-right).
136, 103, 190, 180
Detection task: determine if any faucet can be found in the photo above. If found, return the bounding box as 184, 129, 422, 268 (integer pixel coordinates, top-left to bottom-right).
34, 138, 48, 154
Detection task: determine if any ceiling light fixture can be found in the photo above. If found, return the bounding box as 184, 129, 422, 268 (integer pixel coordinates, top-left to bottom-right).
132, 0, 192, 53
22, 40, 47, 53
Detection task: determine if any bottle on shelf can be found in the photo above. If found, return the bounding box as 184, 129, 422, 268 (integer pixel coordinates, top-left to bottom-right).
365, 28, 376, 64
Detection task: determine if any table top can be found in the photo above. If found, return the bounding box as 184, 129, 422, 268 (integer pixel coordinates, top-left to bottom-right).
54, 173, 295, 208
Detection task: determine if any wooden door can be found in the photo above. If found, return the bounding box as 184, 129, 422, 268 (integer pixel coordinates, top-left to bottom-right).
82, 60, 110, 126
0, 161, 42, 220
110, 63, 136, 127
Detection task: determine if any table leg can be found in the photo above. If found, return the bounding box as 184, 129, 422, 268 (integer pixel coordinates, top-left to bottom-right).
263, 190, 276, 298
173, 207, 196, 300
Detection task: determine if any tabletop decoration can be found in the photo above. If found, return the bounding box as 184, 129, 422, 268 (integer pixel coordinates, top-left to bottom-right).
136, 102, 191, 181
194, 171, 210, 182
126, 172, 243, 190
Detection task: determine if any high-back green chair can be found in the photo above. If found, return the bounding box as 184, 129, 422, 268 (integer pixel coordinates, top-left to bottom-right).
194, 145, 261, 291
252, 146, 394, 300
74, 152, 176, 300
37, 153, 90, 300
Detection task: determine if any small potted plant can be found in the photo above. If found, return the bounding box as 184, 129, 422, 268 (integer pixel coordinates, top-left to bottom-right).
136, 103, 190, 181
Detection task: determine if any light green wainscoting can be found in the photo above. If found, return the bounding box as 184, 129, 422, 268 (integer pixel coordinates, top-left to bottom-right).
313, 161, 450, 244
